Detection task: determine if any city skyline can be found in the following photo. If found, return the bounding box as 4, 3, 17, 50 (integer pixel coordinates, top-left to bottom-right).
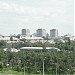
0, 0, 74, 36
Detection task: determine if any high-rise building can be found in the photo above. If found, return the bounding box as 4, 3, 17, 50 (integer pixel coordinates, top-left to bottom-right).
21, 29, 30, 37
36, 29, 46, 37
50, 29, 58, 37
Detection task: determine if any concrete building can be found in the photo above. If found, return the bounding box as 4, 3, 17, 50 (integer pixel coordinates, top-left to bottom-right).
21, 29, 30, 37
36, 29, 46, 37
64, 34, 75, 41
50, 29, 58, 37
20, 36, 44, 43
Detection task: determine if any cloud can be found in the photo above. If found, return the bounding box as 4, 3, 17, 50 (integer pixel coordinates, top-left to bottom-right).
0, 0, 74, 35
0, 0, 73, 17
0, 1, 50, 16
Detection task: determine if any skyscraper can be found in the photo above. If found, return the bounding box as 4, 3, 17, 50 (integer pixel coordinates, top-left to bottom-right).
21, 29, 30, 37
36, 29, 46, 37
50, 29, 58, 37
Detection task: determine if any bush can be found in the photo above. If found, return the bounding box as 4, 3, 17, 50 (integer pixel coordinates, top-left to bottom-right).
0, 62, 3, 71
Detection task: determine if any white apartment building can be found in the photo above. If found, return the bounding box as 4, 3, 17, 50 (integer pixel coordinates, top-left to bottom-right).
36, 29, 46, 37
50, 29, 58, 37
21, 29, 30, 37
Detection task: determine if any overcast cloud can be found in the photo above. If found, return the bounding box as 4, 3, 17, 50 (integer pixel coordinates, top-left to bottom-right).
0, 0, 74, 36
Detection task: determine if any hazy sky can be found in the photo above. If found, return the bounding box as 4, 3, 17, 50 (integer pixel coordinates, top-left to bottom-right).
0, 0, 74, 36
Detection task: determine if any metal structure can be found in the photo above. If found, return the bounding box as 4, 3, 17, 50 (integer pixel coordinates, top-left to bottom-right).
20, 47, 60, 51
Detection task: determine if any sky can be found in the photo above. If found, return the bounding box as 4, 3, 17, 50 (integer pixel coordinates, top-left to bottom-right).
0, 0, 74, 36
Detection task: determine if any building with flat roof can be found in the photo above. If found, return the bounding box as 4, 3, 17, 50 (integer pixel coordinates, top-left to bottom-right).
36, 29, 46, 37
21, 29, 30, 37
50, 29, 58, 37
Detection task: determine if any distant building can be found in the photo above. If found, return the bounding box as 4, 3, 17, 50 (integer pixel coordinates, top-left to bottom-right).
32, 33, 37, 37
64, 34, 75, 41
20, 36, 44, 43
46, 33, 49, 38
21, 29, 30, 37
36, 29, 46, 37
50, 29, 58, 37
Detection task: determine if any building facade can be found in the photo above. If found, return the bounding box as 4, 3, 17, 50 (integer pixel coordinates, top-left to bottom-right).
36, 29, 46, 37
50, 29, 58, 37
21, 29, 30, 37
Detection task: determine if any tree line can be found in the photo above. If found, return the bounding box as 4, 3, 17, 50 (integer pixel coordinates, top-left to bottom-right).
0, 39, 75, 74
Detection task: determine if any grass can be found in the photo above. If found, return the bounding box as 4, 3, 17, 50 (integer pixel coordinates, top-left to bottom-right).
0, 69, 75, 75
0, 70, 54, 75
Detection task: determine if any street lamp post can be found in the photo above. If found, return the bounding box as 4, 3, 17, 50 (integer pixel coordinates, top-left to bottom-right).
43, 57, 46, 75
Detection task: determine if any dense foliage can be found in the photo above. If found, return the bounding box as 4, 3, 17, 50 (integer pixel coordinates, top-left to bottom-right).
0, 39, 75, 74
